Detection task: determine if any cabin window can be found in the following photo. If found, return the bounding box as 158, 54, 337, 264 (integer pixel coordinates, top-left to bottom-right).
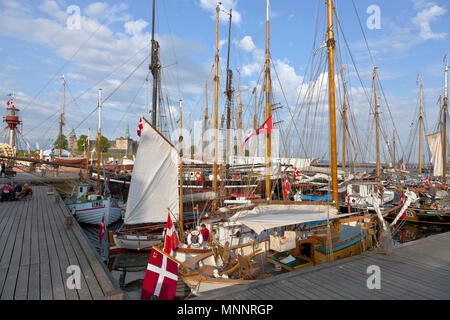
352, 185, 360, 194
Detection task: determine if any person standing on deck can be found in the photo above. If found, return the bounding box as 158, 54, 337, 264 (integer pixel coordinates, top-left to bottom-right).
0, 162, 6, 177
200, 224, 210, 243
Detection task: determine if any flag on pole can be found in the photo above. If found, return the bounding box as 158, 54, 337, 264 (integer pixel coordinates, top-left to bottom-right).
416, 73, 420, 86
293, 168, 300, 181
242, 115, 273, 148
444, 54, 448, 65
6, 98, 14, 106
99, 215, 106, 244
141, 248, 179, 300
163, 212, 179, 256
338, 65, 347, 75
137, 117, 144, 137
283, 175, 290, 200
437, 95, 442, 105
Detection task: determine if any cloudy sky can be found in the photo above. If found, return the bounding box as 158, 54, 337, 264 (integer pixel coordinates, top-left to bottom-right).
0, 0, 449, 163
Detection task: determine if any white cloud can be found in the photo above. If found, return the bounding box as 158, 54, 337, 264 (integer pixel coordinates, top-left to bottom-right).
198, 0, 242, 25
124, 20, 149, 36
412, 4, 447, 40
238, 36, 256, 52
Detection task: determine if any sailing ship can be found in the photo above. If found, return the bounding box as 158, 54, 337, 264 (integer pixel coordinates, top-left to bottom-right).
66, 89, 123, 227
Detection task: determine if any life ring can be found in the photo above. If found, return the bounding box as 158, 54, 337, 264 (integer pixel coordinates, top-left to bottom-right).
195, 171, 202, 180
187, 230, 204, 248
232, 173, 240, 180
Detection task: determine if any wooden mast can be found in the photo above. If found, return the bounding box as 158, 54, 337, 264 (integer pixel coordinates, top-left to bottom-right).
86, 128, 90, 181
393, 128, 396, 169
59, 75, 66, 157
419, 79, 423, 175
342, 81, 348, 176
203, 80, 208, 161
97, 89, 102, 195
237, 68, 243, 156
213, 2, 220, 210
444, 61, 448, 182
225, 8, 233, 161
327, 0, 339, 205
373, 67, 381, 180
150, 0, 160, 127
179, 99, 184, 240
265, 0, 272, 200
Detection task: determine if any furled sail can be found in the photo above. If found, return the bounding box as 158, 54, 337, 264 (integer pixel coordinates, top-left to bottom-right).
124, 119, 179, 225
426, 132, 443, 177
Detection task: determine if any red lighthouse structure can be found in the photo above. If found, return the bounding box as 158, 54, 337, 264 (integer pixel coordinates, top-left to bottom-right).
3, 93, 21, 148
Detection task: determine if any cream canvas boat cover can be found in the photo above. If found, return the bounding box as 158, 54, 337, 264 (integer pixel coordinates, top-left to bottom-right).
426, 132, 443, 177
124, 120, 179, 225
229, 204, 339, 234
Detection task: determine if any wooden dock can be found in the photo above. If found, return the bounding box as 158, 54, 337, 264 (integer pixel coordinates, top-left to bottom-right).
0, 186, 124, 300
194, 232, 450, 300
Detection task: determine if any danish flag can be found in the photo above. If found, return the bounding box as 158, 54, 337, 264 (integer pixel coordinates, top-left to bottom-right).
6, 98, 14, 106
137, 117, 144, 137
293, 168, 300, 181
98, 215, 106, 244
141, 248, 179, 300
283, 175, 290, 200
242, 115, 273, 148
163, 213, 179, 255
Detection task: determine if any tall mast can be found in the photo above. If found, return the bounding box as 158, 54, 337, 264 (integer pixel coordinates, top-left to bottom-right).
150, 0, 160, 127
373, 67, 381, 180
265, 0, 272, 200
179, 99, 184, 240
203, 80, 208, 161
225, 9, 233, 161
97, 89, 102, 195
342, 79, 348, 176
393, 128, 396, 169
327, 0, 339, 205
237, 68, 243, 156
444, 61, 448, 181
86, 128, 90, 181
419, 79, 423, 175
213, 2, 220, 210
59, 75, 66, 156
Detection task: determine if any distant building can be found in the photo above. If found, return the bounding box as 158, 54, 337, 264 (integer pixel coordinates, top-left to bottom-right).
108, 124, 138, 155
68, 128, 77, 154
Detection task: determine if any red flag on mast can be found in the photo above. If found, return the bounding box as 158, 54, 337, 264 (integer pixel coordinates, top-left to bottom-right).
437, 95, 442, 105
242, 115, 273, 148
163, 213, 180, 255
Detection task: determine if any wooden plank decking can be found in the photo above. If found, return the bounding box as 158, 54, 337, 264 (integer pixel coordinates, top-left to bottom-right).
193, 232, 450, 300
0, 186, 124, 300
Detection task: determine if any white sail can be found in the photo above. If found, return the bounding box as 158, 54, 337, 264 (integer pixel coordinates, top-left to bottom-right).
426, 132, 443, 177
124, 120, 179, 225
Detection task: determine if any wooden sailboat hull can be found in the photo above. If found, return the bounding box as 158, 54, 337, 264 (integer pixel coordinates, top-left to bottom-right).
67, 198, 123, 226
181, 273, 255, 295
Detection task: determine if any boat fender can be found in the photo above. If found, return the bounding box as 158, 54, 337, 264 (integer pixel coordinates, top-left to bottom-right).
187, 230, 203, 247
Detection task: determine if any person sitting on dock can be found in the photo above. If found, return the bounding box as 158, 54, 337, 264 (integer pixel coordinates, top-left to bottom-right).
1, 184, 14, 202
20, 184, 33, 200
13, 182, 22, 200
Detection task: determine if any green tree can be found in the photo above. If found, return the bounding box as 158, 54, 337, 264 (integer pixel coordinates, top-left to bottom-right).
54, 134, 68, 150
100, 136, 111, 153
77, 135, 89, 152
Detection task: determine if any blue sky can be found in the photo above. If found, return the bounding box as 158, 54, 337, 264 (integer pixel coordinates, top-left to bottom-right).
0, 0, 449, 163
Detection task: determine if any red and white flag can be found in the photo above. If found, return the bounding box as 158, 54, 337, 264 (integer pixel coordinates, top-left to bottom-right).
338, 65, 347, 75
163, 213, 179, 256
444, 54, 448, 65
242, 115, 273, 148
137, 117, 144, 137
141, 248, 179, 300
99, 215, 106, 244
283, 175, 290, 200
293, 168, 300, 181
6, 98, 14, 106
437, 95, 442, 105
426, 176, 430, 186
